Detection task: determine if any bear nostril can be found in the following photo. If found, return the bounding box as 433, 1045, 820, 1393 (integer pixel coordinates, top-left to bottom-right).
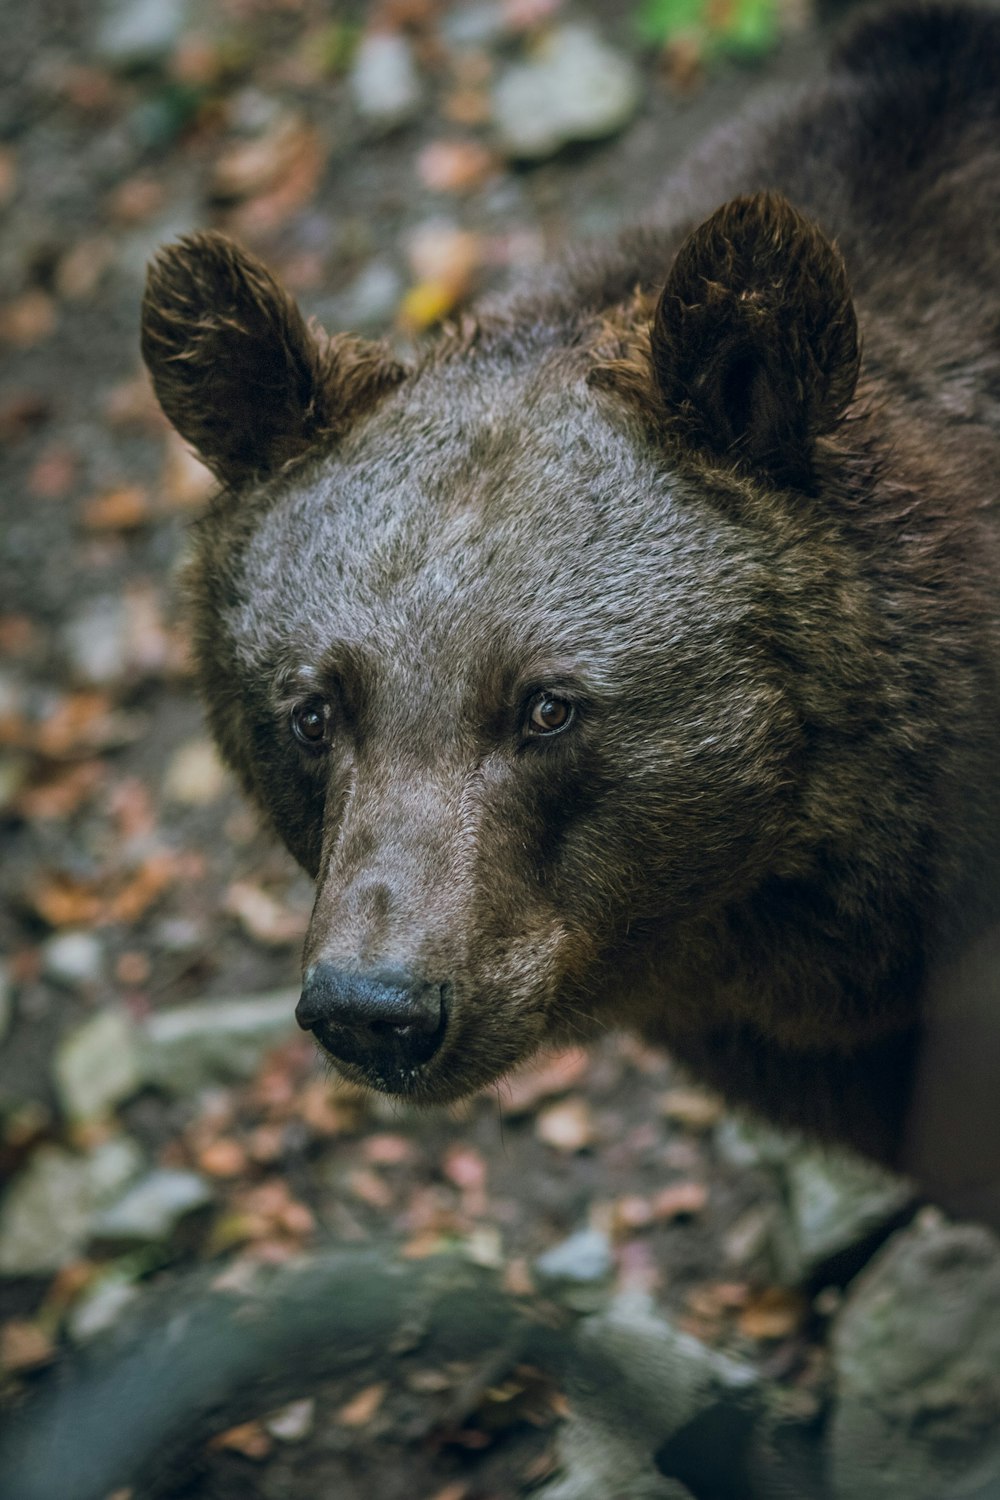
296, 964, 448, 1081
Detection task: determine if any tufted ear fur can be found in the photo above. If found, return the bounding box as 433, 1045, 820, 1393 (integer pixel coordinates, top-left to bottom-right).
141, 232, 406, 488
651, 193, 860, 483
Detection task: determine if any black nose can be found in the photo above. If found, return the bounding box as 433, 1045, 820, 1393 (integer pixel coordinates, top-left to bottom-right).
296, 964, 447, 1081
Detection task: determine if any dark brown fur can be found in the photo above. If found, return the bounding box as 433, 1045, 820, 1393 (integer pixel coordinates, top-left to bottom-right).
141, 5, 1000, 1168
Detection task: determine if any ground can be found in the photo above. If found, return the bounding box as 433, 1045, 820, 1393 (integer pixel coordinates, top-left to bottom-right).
0, 3, 922, 1498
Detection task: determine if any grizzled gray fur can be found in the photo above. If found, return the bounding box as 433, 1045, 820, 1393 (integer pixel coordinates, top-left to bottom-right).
142, 4, 1000, 1170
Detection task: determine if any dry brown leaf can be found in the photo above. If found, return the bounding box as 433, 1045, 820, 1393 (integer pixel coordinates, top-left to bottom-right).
31, 872, 105, 927
348, 1167, 394, 1210
80, 485, 151, 532
161, 429, 215, 509
197, 1138, 249, 1178
109, 174, 165, 225
535, 1096, 594, 1153
222, 121, 327, 235
106, 853, 179, 923
28, 444, 77, 499
738, 1286, 808, 1341
660, 1086, 724, 1131
417, 139, 498, 194
651, 1181, 709, 1221
16, 761, 105, 821
501, 1047, 589, 1113
224, 880, 309, 946
209, 1420, 273, 1460
0, 1318, 55, 1373
0, 290, 56, 348
335, 1381, 387, 1428
35, 691, 113, 758
362, 1132, 416, 1166
442, 1143, 487, 1192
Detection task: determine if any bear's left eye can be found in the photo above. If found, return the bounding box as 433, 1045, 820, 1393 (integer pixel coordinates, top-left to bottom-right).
291, 697, 332, 751
526, 694, 575, 737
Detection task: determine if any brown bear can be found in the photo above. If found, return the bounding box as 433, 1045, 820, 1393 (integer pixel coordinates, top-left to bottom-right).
141, 4, 1000, 1180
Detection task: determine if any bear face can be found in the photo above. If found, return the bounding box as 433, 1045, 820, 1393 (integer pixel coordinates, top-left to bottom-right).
143, 199, 917, 1108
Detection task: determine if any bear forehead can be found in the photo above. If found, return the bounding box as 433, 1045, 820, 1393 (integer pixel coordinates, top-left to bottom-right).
220, 372, 734, 673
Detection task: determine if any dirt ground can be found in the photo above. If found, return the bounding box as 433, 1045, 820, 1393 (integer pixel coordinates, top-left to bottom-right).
0, 3, 909, 1497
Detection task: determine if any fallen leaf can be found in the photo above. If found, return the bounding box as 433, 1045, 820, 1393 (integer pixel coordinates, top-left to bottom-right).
224, 880, 309, 946
28, 444, 77, 499
161, 429, 216, 508
442, 1143, 487, 1192
16, 761, 105, 821
198, 1137, 248, 1178
417, 139, 497, 193
660, 1086, 724, 1131
222, 121, 327, 235
0, 145, 16, 205
55, 236, 115, 300
501, 1047, 589, 1113
651, 1180, 708, 1221
209, 1420, 273, 1460
336, 1382, 388, 1427
109, 174, 165, 224
0, 290, 56, 348
348, 1167, 395, 1210
80, 485, 151, 532
0, 1319, 55, 1372
535, 1096, 594, 1152
362, 1132, 416, 1166
737, 1285, 808, 1341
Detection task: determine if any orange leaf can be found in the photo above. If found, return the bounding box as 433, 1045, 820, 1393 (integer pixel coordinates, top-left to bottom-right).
335, 1382, 387, 1427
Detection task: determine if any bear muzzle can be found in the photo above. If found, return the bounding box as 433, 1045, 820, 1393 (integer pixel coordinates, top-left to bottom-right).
296, 963, 450, 1087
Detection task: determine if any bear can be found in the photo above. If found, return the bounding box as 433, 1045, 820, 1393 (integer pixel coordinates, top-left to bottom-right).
141, 3, 1000, 1181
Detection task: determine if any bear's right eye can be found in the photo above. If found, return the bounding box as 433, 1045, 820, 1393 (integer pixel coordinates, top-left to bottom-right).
290, 697, 332, 751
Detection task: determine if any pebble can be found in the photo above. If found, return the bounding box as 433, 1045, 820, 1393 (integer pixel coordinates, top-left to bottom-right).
163, 737, 230, 805
54, 1008, 143, 1123
95, 0, 190, 67
780, 1148, 914, 1279
330, 259, 404, 332
67, 1274, 141, 1342
442, 2, 508, 49
493, 24, 641, 160
137, 988, 301, 1093
90, 1167, 213, 1242
351, 33, 424, 132
60, 595, 130, 687
0, 1138, 141, 1275
535, 1227, 613, 1287
42, 929, 105, 988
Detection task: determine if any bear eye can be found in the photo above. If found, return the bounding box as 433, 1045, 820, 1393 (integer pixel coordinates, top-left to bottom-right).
526, 694, 575, 737
290, 697, 332, 751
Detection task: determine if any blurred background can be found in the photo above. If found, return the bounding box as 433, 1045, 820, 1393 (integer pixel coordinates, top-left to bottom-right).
4, 5, 997, 1500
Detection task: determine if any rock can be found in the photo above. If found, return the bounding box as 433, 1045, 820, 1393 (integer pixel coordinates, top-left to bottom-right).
60, 596, 130, 687
536, 1228, 614, 1292
780, 1149, 914, 1281
67, 1273, 141, 1342
162, 737, 229, 805
351, 33, 423, 132
0, 1139, 141, 1275
137, 988, 300, 1093
493, 24, 641, 160
95, 0, 189, 67
829, 1215, 1000, 1500
90, 1167, 213, 1242
442, 2, 508, 49
330, 259, 404, 332
54, 1008, 142, 1122
42, 930, 104, 988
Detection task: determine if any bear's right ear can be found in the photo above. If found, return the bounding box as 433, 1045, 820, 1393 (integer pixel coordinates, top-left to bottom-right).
141, 232, 406, 488
650, 193, 859, 484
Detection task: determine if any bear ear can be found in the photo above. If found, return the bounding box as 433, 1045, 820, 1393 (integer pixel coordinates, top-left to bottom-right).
651, 193, 860, 483
141, 232, 406, 488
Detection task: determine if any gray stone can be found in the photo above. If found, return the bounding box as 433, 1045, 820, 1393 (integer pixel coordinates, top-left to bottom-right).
67, 1273, 141, 1342
0, 1139, 141, 1275
782, 1148, 914, 1279
829, 1214, 1000, 1500
441, 2, 508, 49
96, 0, 189, 66
493, 25, 641, 161
54, 1008, 142, 1122
91, 1168, 213, 1242
61, 595, 130, 687
536, 1228, 614, 1288
137, 988, 300, 1093
42, 929, 105, 988
351, 33, 423, 131
330, 259, 403, 332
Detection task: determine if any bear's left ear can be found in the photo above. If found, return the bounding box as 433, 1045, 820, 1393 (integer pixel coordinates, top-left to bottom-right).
141, 232, 406, 488
651, 193, 859, 483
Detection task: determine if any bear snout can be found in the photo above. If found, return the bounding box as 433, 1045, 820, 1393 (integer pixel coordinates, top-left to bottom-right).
296, 963, 449, 1085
